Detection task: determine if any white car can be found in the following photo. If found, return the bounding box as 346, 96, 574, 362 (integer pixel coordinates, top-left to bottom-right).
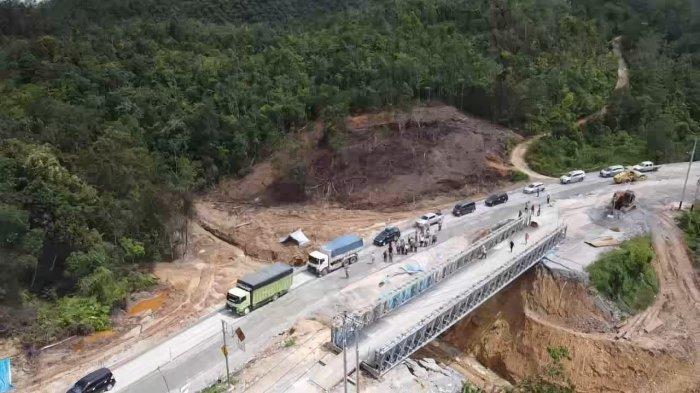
415, 212, 443, 228
560, 170, 585, 184
523, 182, 545, 194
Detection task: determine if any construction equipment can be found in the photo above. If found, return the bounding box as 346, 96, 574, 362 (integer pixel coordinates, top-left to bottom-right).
612, 190, 636, 211
613, 170, 646, 184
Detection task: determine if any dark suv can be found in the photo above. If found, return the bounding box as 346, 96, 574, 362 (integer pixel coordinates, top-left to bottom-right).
485, 192, 508, 207
67, 368, 116, 393
373, 226, 400, 246
452, 201, 476, 216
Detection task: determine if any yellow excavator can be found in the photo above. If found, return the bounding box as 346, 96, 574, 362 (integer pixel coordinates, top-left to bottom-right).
613, 169, 647, 184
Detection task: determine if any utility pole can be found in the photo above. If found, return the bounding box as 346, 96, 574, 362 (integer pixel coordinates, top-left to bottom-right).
680, 137, 697, 210
692, 177, 700, 211
342, 313, 348, 393
221, 320, 231, 389
354, 318, 360, 393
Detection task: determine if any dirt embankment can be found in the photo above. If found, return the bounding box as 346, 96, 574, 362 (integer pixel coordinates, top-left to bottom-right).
442, 214, 700, 393
212, 105, 520, 210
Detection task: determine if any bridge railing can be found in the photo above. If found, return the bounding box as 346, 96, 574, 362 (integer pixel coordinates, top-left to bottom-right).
331, 213, 532, 349
362, 224, 567, 376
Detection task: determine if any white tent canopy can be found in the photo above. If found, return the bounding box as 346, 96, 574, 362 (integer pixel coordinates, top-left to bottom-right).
278, 229, 310, 246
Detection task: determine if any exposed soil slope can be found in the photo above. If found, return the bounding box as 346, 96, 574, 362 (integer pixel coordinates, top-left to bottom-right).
318, 105, 520, 208
442, 213, 700, 393
213, 105, 520, 209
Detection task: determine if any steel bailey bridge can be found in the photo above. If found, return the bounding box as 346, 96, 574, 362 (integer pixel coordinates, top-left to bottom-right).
362, 224, 566, 376
331, 214, 533, 349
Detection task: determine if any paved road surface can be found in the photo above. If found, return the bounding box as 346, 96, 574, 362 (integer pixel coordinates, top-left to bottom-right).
103, 163, 699, 393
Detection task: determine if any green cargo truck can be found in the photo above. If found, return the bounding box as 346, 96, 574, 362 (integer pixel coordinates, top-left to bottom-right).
226, 262, 293, 315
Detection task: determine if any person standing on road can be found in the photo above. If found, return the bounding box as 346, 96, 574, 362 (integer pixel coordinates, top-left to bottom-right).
432, 234, 437, 245
438, 221, 442, 231
480, 244, 487, 259
383, 250, 387, 262
509, 240, 515, 252
370, 252, 375, 264
530, 205, 535, 215
547, 194, 551, 205
537, 205, 541, 216
524, 232, 529, 245
518, 210, 522, 218
344, 264, 350, 279
536, 188, 540, 197
388, 241, 393, 255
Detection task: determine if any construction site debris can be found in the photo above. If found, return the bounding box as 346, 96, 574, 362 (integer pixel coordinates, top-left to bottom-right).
278, 229, 310, 246
585, 236, 622, 248
612, 190, 636, 211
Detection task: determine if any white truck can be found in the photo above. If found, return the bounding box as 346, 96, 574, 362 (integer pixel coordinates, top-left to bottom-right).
632, 161, 661, 172
307, 234, 363, 277
415, 212, 443, 228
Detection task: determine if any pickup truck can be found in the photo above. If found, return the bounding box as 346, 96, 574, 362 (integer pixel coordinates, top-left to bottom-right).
226, 262, 293, 315
632, 161, 661, 172
307, 234, 363, 276
415, 212, 443, 228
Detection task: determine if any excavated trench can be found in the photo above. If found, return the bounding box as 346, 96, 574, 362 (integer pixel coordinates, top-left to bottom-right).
440, 267, 699, 393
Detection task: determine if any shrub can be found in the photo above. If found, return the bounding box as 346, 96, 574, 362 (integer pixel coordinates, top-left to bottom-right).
676, 209, 700, 266
586, 236, 658, 312
509, 169, 529, 182
37, 296, 111, 339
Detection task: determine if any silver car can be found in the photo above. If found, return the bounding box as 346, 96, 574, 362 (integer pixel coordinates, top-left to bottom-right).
599, 165, 624, 177
560, 170, 585, 184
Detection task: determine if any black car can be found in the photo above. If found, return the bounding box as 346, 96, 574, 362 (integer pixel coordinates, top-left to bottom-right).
67, 368, 115, 393
452, 201, 476, 216
373, 226, 400, 246
485, 192, 508, 206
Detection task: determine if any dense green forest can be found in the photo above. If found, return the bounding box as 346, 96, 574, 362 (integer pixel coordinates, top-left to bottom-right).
0, 0, 697, 345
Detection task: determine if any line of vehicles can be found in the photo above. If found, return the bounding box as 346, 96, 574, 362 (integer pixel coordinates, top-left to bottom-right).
221, 160, 663, 320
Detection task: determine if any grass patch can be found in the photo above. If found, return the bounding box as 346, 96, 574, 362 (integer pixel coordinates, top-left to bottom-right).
586, 236, 658, 313
676, 209, 700, 266
526, 132, 647, 176
509, 169, 529, 182
283, 337, 296, 347
201, 375, 239, 392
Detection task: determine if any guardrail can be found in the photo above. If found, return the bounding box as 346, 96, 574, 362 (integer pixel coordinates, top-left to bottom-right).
362, 224, 567, 376
331, 213, 532, 349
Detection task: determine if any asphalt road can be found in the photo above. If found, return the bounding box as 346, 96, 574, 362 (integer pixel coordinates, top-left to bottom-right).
106, 162, 700, 393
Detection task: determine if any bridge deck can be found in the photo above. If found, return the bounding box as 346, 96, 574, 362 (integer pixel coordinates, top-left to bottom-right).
306, 207, 560, 391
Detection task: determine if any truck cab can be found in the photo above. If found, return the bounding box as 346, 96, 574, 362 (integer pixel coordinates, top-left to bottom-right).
307, 251, 330, 276
227, 287, 251, 314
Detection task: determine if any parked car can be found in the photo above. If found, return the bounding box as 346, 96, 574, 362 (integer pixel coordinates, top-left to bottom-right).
67, 368, 115, 393
373, 226, 401, 246
452, 201, 476, 216
485, 192, 508, 207
633, 161, 661, 172
599, 165, 624, 177
560, 170, 585, 184
523, 182, 545, 194
415, 212, 444, 228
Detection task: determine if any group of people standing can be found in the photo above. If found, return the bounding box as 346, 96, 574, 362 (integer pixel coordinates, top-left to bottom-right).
374, 225, 440, 264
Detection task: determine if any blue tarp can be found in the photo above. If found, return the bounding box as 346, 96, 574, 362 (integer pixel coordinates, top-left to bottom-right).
0, 357, 12, 393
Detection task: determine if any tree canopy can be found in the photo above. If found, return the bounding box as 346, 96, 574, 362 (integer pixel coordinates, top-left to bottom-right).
0, 0, 697, 343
